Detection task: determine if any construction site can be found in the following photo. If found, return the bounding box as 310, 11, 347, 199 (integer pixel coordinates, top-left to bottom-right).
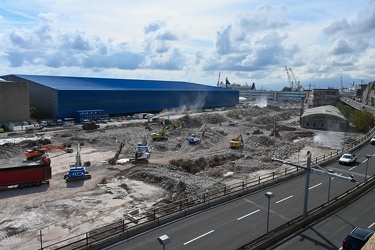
0, 103, 364, 249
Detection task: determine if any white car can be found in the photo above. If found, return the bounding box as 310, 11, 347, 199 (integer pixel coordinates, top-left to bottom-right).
144, 114, 155, 119
339, 153, 357, 165
371, 136, 375, 145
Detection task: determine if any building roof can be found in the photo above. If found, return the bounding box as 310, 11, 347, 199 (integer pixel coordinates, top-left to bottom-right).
4, 74, 235, 92
301, 105, 347, 120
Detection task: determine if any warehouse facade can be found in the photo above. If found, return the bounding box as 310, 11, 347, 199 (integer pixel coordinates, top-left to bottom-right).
301, 105, 347, 131
1, 75, 239, 121
0, 79, 29, 124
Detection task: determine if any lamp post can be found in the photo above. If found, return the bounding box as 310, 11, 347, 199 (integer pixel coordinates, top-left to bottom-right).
157, 235, 171, 250
365, 155, 372, 180
265, 191, 275, 237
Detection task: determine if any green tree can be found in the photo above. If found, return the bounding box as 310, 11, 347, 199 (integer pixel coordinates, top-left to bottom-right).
351, 110, 374, 132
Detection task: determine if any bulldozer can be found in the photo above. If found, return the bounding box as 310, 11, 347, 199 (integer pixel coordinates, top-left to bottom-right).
229, 134, 244, 148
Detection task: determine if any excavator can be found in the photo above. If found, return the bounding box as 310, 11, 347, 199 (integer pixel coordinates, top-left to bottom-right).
151, 120, 181, 141
229, 134, 244, 148
64, 143, 91, 182
25, 144, 73, 160
131, 135, 151, 164
186, 134, 201, 144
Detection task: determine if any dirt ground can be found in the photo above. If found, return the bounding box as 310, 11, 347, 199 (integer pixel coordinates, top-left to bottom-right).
0, 105, 363, 250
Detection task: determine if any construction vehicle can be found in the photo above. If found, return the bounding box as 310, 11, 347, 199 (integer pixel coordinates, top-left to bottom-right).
0, 155, 51, 189
229, 134, 244, 148
25, 144, 73, 160
186, 134, 201, 144
151, 120, 181, 141
131, 135, 151, 164
64, 144, 91, 182
42, 144, 74, 153
82, 121, 100, 130
25, 146, 48, 161
229, 120, 238, 126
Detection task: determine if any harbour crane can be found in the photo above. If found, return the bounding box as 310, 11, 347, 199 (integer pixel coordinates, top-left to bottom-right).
289, 67, 302, 91
285, 66, 294, 91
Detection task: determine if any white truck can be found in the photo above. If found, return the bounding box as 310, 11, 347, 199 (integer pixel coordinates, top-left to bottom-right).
339, 153, 357, 165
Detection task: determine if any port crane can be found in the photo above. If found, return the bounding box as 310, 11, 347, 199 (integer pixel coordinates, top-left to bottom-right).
289, 67, 302, 91
285, 66, 294, 91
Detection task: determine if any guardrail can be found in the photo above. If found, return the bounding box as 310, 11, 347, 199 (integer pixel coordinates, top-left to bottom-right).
237, 174, 375, 250
38, 126, 375, 250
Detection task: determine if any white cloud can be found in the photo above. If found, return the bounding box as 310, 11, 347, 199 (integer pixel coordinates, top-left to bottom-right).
0, 0, 374, 89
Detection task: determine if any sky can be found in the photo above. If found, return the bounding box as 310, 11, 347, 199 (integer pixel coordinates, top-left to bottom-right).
0, 0, 375, 90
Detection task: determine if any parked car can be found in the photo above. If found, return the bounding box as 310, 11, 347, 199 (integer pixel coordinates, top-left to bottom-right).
144, 114, 155, 119
341, 227, 374, 249
370, 136, 375, 145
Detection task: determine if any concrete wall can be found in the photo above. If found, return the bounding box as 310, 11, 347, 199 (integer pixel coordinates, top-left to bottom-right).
0, 81, 29, 123
301, 114, 347, 131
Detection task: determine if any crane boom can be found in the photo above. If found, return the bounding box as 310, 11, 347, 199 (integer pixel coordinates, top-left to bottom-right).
285, 66, 293, 90
289, 67, 302, 91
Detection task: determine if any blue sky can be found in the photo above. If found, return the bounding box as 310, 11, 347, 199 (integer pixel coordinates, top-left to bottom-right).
0, 0, 374, 90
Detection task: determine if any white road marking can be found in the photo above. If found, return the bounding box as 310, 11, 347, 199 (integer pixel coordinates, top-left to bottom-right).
276, 195, 293, 204
237, 209, 260, 220
368, 223, 375, 229
309, 183, 322, 190
349, 165, 357, 170
184, 230, 214, 245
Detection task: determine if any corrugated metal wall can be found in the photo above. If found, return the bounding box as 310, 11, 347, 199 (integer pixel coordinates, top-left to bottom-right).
2, 75, 239, 119
58, 89, 238, 118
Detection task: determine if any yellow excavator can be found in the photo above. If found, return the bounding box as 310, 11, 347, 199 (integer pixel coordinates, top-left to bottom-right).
151, 120, 182, 141
229, 134, 243, 148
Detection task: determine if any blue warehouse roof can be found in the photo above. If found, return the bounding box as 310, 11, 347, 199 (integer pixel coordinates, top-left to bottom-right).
10, 74, 231, 91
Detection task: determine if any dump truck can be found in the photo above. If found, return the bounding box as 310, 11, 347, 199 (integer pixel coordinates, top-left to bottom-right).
0, 156, 52, 189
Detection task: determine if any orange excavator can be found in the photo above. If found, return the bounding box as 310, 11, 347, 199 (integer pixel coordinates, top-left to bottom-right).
25, 144, 73, 160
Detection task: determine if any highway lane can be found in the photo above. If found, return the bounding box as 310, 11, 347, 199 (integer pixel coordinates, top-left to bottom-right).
272, 186, 375, 249
106, 143, 375, 250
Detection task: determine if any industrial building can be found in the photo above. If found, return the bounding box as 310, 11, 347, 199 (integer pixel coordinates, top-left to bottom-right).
0, 79, 29, 124
300, 105, 347, 131
1, 75, 239, 122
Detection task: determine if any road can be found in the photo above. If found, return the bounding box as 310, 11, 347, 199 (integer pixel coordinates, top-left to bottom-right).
105, 142, 375, 249
272, 184, 375, 249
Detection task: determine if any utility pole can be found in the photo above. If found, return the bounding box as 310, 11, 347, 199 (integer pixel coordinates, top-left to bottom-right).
272, 152, 357, 219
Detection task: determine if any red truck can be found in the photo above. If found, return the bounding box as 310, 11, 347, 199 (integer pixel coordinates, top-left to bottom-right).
0, 157, 51, 189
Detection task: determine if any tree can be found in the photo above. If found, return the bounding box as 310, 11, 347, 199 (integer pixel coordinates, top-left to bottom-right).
351, 110, 374, 132
30, 105, 48, 119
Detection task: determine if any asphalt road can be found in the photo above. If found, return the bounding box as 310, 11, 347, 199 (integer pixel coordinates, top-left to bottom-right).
272, 184, 375, 249
104, 142, 375, 250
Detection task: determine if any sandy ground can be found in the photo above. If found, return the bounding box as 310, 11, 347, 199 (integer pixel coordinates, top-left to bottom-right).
0, 106, 363, 249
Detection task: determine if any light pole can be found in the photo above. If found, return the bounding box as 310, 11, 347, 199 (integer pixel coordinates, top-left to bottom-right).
157, 235, 171, 250
265, 191, 275, 237
365, 155, 372, 180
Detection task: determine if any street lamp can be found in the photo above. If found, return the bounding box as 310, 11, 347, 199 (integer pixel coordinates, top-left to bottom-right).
157, 235, 171, 250
265, 191, 275, 237
365, 155, 372, 180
